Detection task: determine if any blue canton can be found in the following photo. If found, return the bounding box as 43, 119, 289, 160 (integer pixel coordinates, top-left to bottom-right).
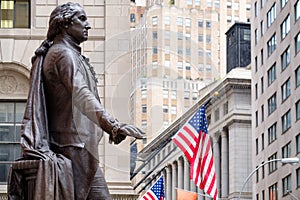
188, 105, 208, 134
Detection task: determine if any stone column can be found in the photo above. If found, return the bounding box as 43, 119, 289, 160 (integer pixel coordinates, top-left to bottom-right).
172, 162, 178, 199
183, 157, 190, 190
166, 165, 172, 199
221, 130, 229, 198
213, 136, 221, 197
178, 158, 183, 189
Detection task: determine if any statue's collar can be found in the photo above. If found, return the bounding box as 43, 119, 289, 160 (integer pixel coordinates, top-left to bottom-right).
54, 34, 82, 54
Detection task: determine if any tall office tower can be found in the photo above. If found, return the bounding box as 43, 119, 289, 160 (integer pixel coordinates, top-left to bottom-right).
130, 0, 251, 145
252, 0, 300, 199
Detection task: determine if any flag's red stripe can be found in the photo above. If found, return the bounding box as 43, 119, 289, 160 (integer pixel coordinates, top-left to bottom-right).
202, 158, 214, 190
183, 126, 198, 141
178, 131, 196, 152
142, 196, 148, 200
206, 172, 216, 195
146, 192, 156, 200
173, 137, 192, 161
200, 141, 212, 186
193, 131, 205, 185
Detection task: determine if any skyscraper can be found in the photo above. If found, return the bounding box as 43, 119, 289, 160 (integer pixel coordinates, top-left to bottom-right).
130, 0, 252, 145
252, 0, 300, 199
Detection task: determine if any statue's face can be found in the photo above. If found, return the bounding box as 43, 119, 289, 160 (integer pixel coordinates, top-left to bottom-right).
66, 5, 91, 44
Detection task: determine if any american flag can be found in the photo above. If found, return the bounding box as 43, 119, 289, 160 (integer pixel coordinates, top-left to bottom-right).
140, 175, 165, 200
172, 105, 218, 199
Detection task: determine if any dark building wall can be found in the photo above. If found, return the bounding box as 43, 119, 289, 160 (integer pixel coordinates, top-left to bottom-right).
226, 23, 251, 73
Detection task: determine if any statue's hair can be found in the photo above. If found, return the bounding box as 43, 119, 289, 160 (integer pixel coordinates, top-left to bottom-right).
47, 2, 81, 41
32, 2, 81, 59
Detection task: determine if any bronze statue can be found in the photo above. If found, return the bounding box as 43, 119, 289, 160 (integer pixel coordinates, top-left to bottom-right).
8, 2, 143, 200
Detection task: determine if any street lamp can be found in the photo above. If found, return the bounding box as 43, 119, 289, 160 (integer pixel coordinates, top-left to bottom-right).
238, 157, 299, 199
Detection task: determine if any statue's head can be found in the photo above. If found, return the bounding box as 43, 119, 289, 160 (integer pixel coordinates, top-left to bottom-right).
47, 2, 91, 44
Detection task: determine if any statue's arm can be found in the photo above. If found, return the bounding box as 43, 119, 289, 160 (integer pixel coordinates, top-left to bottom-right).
56, 53, 120, 135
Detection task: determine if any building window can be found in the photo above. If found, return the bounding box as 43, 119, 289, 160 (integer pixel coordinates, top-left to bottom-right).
152, 16, 158, 25
152, 46, 158, 54
177, 17, 183, 26
141, 105, 147, 113
281, 0, 289, 8
268, 93, 277, 115
261, 105, 264, 122
268, 63, 276, 86
186, 48, 191, 56
141, 120, 147, 128
261, 49, 264, 65
177, 61, 183, 70
281, 78, 291, 102
267, 3, 276, 27
268, 153, 277, 173
255, 29, 258, 44
296, 66, 300, 87
268, 123, 277, 144
163, 105, 168, 113
185, 18, 191, 27
254, 1, 258, 17
281, 15, 290, 39
185, 33, 191, 41
171, 106, 177, 115
255, 111, 258, 127
296, 0, 300, 21
297, 168, 300, 187
297, 134, 300, 154
282, 142, 291, 159
255, 83, 258, 99
206, 35, 211, 43
282, 174, 291, 196
256, 165, 259, 182
267, 34, 276, 56
281, 46, 290, 71
261, 20, 264, 36
178, 47, 183, 55
262, 133, 265, 150
198, 35, 203, 42
282, 110, 291, 132
171, 90, 176, 99
0, 102, 26, 182
296, 32, 300, 53
261, 77, 264, 94
152, 61, 158, 69
206, 21, 211, 28
184, 91, 189, 100
165, 30, 170, 40
130, 13, 135, 23
256, 138, 259, 155
198, 19, 203, 27
255, 56, 258, 72
141, 89, 147, 99
223, 102, 228, 115
262, 161, 265, 179
152, 31, 158, 39
164, 16, 170, 25
0, 0, 30, 28
163, 89, 168, 98
214, 108, 220, 122
296, 100, 300, 120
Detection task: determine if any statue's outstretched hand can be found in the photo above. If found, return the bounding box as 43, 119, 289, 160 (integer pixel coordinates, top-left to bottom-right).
110, 124, 145, 145
119, 124, 144, 139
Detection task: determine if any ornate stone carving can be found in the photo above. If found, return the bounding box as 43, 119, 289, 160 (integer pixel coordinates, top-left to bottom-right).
0, 75, 18, 94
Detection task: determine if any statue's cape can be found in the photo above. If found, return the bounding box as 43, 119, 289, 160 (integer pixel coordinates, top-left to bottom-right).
7, 54, 75, 200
